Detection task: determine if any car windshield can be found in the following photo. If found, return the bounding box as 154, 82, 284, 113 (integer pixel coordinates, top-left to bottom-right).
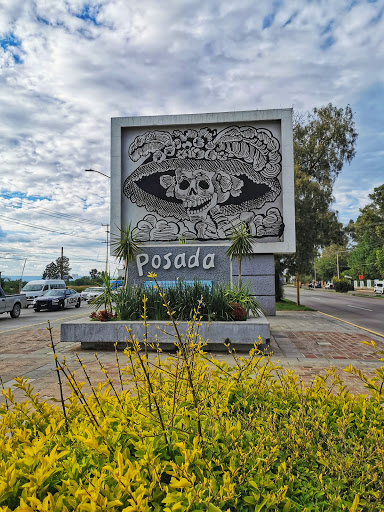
22, 284, 43, 291
45, 289, 66, 297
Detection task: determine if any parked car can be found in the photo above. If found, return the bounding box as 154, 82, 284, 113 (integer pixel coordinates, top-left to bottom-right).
308, 282, 321, 288
325, 282, 334, 289
374, 280, 384, 294
87, 287, 105, 304
34, 288, 81, 311
81, 287, 104, 301
22, 279, 66, 308
0, 287, 27, 318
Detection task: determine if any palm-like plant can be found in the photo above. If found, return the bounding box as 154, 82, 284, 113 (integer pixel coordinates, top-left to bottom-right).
111, 223, 143, 290
226, 221, 254, 288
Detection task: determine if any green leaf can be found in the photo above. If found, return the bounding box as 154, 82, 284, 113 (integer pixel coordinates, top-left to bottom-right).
207, 504, 223, 512
350, 495, 359, 512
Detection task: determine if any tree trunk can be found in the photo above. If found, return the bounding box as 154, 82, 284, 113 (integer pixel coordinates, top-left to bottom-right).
238, 256, 242, 288
296, 271, 300, 305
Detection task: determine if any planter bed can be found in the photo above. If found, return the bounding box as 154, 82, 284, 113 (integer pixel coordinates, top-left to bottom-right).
61, 316, 270, 352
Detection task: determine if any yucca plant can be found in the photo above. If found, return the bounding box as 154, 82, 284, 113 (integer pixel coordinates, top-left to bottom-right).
111, 223, 143, 290
226, 221, 254, 288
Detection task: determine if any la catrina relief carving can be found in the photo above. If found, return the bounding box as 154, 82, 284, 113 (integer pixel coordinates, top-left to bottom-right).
123, 126, 284, 241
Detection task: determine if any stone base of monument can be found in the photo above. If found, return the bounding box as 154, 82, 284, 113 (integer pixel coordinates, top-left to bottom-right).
61, 315, 270, 353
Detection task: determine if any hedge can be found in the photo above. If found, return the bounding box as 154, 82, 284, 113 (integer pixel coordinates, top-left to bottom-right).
1, 298, 384, 511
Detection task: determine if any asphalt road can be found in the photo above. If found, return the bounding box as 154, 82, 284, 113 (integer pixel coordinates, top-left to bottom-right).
0, 302, 93, 335
284, 286, 384, 336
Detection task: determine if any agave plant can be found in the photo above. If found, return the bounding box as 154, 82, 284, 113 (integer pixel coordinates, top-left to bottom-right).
111, 223, 143, 290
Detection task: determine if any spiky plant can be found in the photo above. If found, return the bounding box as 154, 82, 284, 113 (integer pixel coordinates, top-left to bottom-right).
226, 221, 254, 287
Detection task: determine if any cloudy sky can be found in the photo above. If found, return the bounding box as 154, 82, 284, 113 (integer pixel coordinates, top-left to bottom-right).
1, 0, 383, 278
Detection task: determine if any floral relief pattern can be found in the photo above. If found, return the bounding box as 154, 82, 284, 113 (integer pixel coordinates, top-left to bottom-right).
123, 126, 284, 242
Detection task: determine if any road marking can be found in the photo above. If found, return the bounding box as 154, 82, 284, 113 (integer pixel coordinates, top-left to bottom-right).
347, 305, 373, 312
0, 312, 89, 335
318, 311, 384, 339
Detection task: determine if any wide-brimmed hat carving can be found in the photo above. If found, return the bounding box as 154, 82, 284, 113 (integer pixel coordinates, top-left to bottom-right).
123, 126, 282, 221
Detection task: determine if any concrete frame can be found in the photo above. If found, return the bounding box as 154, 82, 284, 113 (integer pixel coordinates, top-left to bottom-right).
111, 109, 295, 254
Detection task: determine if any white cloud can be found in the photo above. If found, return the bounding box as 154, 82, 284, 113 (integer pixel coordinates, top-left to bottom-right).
0, 0, 383, 275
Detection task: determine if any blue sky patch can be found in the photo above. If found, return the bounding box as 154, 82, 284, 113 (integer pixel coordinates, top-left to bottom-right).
75, 4, 102, 26
370, 6, 383, 24
1, 192, 51, 204
283, 11, 298, 27
320, 35, 336, 50
262, 0, 282, 29
321, 20, 334, 35
0, 33, 21, 51
36, 16, 50, 25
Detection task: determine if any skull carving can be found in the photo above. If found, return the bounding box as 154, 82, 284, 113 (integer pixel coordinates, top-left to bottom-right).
174, 168, 218, 221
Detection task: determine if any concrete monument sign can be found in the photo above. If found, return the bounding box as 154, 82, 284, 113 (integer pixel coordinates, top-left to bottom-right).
111, 110, 295, 314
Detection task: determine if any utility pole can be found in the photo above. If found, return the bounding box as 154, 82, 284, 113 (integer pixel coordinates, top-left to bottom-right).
102, 224, 109, 275
336, 252, 340, 279
19, 258, 27, 292
60, 247, 64, 280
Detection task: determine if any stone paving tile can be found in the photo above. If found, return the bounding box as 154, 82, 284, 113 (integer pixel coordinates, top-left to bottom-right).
1, 314, 384, 404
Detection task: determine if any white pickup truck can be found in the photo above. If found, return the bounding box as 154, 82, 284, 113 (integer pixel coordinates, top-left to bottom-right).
0, 287, 27, 318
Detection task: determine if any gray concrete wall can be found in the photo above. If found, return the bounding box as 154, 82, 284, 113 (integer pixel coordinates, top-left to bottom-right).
128, 246, 230, 285
231, 253, 276, 316
127, 248, 276, 316
61, 316, 270, 352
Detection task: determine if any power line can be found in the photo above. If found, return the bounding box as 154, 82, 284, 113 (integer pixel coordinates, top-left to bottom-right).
0, 193, 107, 226
0, 214, 104, 241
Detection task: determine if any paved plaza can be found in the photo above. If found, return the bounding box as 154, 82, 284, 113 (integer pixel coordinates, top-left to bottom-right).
1, 311, 383, 403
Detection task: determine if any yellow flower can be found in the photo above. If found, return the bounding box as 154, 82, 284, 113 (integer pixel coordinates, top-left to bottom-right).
147, 272, 157, 278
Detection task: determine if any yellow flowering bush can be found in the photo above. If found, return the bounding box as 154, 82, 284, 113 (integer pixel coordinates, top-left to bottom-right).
0, 277, 384, 511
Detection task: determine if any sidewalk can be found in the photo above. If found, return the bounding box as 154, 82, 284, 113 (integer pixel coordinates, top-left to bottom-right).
1, 311, 383, 403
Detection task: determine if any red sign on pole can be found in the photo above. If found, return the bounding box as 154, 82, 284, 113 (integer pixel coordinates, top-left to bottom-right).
358, 275, 364, 280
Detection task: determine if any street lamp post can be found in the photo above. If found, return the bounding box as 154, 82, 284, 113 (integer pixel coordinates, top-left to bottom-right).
85, 169, 110, 179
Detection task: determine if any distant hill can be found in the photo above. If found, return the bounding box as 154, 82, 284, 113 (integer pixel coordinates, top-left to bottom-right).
3, 276, 43, 281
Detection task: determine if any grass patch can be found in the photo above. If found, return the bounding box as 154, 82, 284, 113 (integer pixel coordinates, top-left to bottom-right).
276, 298, 315, 311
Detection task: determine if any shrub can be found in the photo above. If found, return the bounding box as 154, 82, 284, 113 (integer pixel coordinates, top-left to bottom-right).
1, 292, 384, 510
90, 309, 116, 322
333, 277, 353, 293
114, 281, 232, 321
224, 282, 262, 317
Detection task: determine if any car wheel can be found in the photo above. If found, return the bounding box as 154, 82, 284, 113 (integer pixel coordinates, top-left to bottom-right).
34, 306, 40, 312
59, 301, 65, 311
10, 303, 21, 318
75, 299, 81, 308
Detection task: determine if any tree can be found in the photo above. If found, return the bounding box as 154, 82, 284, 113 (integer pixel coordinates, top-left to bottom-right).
89, 269, 99, 280
315, 244, 349, 281
352, 184, 384, 242
43, 256, 72, 280
42, 262, 59, 279
281, 104, 357, 276
347, 234, 378, 279
347, 184, 384, 279
376, 246, 384, 278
